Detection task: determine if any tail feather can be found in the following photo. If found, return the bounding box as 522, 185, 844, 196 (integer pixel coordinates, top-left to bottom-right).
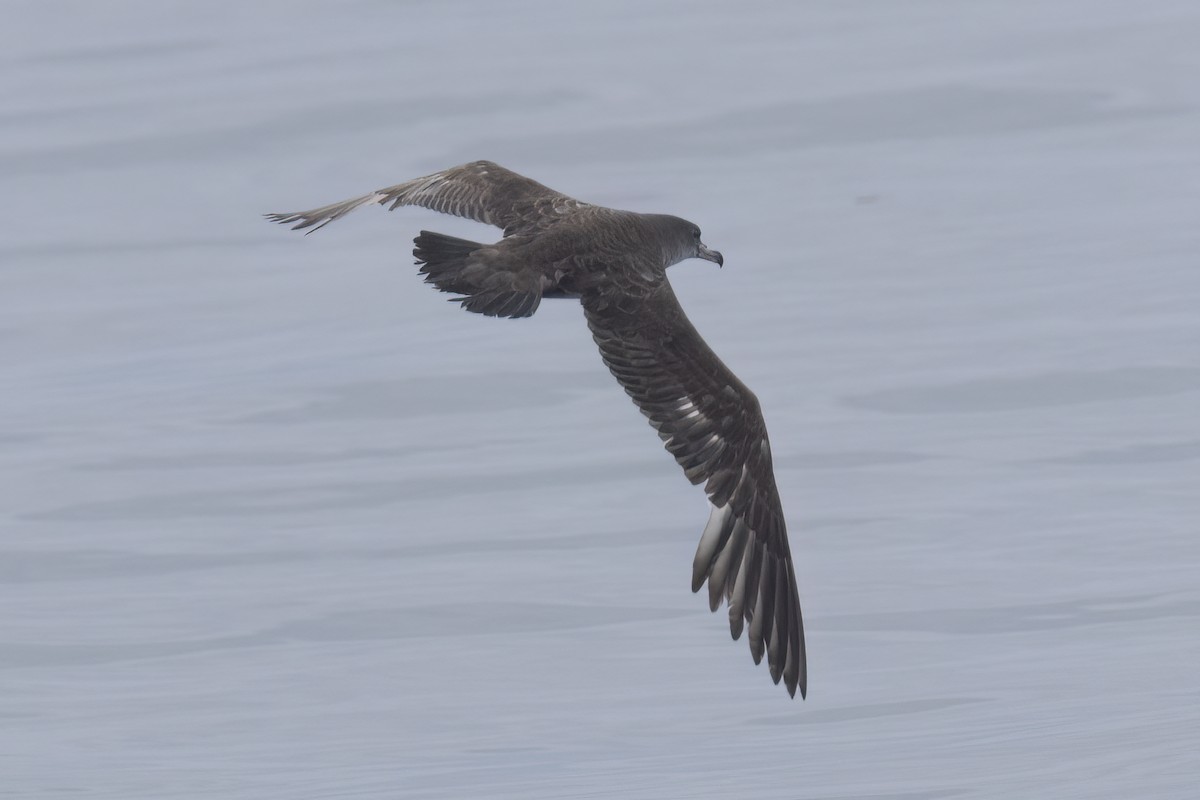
413, 230, 541, 319
413, 231, 485, 295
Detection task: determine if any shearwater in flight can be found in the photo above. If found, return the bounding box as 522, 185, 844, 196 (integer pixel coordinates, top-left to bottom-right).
267, 161, 807, 697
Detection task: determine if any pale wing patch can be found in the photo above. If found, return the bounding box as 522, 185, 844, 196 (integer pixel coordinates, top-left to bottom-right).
675, 397, 705, 421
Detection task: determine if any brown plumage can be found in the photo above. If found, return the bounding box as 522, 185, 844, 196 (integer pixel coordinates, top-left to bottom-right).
266, 161, 807, 698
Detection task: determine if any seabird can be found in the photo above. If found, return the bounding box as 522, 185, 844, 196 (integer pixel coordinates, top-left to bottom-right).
266, 161, 807, 698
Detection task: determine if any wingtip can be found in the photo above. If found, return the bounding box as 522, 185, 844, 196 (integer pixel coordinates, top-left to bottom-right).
707, 588, 721, 613
262, 212, 327, 234
263, 212, 298, 229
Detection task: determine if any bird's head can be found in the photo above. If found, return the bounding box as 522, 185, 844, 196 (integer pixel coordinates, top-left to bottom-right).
653, 215, 724, 268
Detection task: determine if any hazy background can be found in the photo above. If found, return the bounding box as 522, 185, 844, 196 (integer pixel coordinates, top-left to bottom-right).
3, 1, 1198, 797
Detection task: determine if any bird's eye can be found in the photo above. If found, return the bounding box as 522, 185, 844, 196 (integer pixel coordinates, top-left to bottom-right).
693, 228, 702, 240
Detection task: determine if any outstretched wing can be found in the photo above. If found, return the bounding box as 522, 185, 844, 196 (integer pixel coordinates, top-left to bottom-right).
265, 160, 577, 234
584, 280, 806, 698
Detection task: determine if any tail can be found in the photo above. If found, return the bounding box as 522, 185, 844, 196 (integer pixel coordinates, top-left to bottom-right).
413, 231, 541, 318
413, 231, 485, 295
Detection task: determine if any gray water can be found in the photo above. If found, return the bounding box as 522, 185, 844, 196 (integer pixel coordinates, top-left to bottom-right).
3, 1, 1199, 797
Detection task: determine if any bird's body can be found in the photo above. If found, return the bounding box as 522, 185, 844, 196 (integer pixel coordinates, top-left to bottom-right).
267, 161, 807, 698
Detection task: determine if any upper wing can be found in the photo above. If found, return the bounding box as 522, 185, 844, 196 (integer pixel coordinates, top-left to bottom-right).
265, 160, 576, 234
583, 281, 807, 698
